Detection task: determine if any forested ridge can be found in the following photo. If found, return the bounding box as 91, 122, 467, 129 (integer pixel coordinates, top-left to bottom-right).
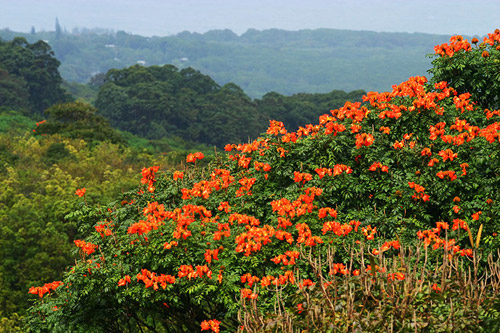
0, 27, 452, 97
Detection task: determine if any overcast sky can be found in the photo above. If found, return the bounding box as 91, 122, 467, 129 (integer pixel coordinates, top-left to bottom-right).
1, 0, 498, 37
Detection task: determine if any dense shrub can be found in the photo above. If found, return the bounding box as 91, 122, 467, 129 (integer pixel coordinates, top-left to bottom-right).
26, 30, 500, 332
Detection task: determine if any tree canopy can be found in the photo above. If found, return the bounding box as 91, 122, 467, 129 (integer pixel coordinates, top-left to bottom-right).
95, 64, 364, 147
0, 37, 71, 114
25, 29, 500, 332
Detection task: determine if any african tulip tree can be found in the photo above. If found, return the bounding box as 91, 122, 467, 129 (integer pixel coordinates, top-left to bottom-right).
27, 30, 500, 332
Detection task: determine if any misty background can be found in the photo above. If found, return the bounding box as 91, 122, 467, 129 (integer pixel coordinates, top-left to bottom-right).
1, 0, 498, 37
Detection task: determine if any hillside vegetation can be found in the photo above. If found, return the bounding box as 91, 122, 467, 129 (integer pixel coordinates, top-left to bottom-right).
0, 33, 367, 327
0, 28, 451, 97
23, 29, 500, 332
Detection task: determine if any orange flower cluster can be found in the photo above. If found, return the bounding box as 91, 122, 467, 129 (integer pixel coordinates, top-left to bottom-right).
436, 170, 457, 181
472, 211, 482, 221
324, 121, 346, 136
178, 264, 212, 280
95, 220, 114, 237
241, 288, 258, 300
266, 120, 287, 136
260, 271, 295, 287
453, 93, 474, 113
241, 273, 260, 287
417, 224, 473, 258
355, 133, 374, 148
483, 28, 500, 46
201, 319, 221, 333
314, 164, 353, 179
270, 251, 300, 265
293, 171, 313, 184
165, 204, 213, 240
373, 240, 401, 255
438, 149, 458, 162
228, 153, 251, 168
235, 225, 275, 256
387, 272, 405, 281
213, 222, 231, 241
318, 207, 337, 219
28, 281, 63, 298
434, 35, 471, 57
275, 229, 294, 244
229, 213, 260, 226
74, 239, 97, 256
117, 275, 131, 287
365, 77, 453, 117
368, 162, 389, 172
270, 187, 321, 219
296, 223, 323, 246
173, 170, 184, 181
141, 166, 160, 193
235, 177, 256, 197
204, 248, 220, 264
408, 182, 430, 202
379, 126, 391, 134
136, 269, 176, 290
186, 151, 204, 163
330, 101, 370, 123
182, 169, 235, 200
329, 263, 349, 275
298, 279, 316, 289
75, 187, 86, 197
479, 122, 500, 143
361, 225, 376, 240
321, 220, 357, 237
217, 201, 231, 213
127, 201, 169, 236
253, 161, 271, 172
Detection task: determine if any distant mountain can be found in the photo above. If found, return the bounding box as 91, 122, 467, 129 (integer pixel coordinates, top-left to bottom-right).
0, 28, 451, 98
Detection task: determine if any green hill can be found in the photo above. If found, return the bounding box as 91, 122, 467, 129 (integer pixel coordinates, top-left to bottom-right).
0, 28, 451, 98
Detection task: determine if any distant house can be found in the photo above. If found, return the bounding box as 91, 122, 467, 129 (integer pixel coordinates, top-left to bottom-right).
137, 60, 146, 66
180, 57, 189, 62
105, 44, 116, 48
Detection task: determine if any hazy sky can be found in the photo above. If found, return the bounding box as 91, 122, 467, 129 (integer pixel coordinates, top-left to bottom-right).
1, 0, 498, 37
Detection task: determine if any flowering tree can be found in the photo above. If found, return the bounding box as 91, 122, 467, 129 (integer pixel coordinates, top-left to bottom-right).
429, 29, 500, 110
27, 30, 500, 331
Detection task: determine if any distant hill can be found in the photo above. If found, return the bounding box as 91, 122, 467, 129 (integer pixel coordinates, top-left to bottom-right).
0, 28, 451, 98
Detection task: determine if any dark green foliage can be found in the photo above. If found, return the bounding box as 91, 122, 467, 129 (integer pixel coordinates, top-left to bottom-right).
0, 28, 449, 98
0, 37, 71, 114
428, 31, 500, 110
36, 101, 125, 145
43, 143, 73, 166
257, 89, 365, 131
95, 64, 364, 147
96, 64, 263, 147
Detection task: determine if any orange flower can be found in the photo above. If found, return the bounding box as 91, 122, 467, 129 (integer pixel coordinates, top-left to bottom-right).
173, 171, 184, 181
75, 187, 86, 197
186, 152, 204, 163
472, 211, 482, 221
431, 283, 441, 293
118, 275, 131, 287
355, 133, 374, 148
200, 319, 221, 332
379, 126, 391, 134
482, 50, 490, 58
